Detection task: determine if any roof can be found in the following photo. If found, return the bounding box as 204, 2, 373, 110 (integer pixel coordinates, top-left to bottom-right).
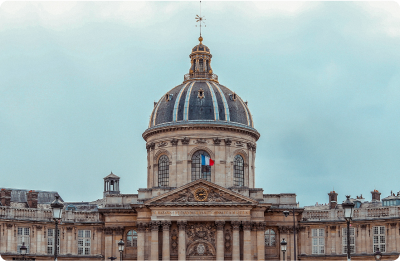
148, 81, 255, 130
103, 172, 120, 179
0, 188, 63, 204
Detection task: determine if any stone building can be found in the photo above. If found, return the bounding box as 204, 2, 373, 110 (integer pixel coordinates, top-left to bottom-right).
0, 37, 398, 261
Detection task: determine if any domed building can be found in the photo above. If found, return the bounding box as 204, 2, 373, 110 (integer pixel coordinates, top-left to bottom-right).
2, 36, 400, 261
143, 36, 259, 191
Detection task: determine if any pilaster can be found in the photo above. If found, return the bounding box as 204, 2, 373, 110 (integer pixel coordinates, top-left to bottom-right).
178, 221, 187, 261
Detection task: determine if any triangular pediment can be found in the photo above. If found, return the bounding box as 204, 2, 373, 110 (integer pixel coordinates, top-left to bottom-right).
145, 179, 259, 206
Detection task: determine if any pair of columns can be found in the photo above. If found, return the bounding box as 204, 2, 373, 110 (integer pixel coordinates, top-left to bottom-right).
137, 220, 266, 261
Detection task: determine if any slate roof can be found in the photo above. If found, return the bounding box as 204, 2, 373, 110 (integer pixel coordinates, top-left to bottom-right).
148, 80, 255, 130
1, 188, 63, 204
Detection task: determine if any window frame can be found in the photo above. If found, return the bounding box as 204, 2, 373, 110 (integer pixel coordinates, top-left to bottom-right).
17, 227, 30, 254
47, 228, 60, 255
126, 230, 138, 247
373, 226, 386, 253
191, 150, 212, 182
311, 228, 325, 255
233, 154, 245, 186
78, 229, 91, 255
342, 227, 355, 254
158, 155, 170, 187
264, 229, 276, 247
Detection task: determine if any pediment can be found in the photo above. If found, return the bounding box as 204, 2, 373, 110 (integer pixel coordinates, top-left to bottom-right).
145, 179, 259, 205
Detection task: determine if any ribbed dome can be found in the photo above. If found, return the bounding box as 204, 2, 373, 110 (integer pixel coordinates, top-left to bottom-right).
145, 37, 256, 133
148, 81, 254, 129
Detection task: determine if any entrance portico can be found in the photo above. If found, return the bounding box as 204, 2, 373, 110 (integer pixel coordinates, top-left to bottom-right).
132, 179, 270, 261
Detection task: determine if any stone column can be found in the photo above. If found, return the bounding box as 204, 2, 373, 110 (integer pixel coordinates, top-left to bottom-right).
162, 221, 171, 261
151, 221, 160, 261
36, 226, 43, 254
66, 227, 73, 254
178, 221, 187, 261
6, 224, 13, 252
257, 222, 266, 261
243, 221, 252, 261
137, 223, 147, 261
216, 221, 225, 260
104, 228, 113, 260
232, 221, 241, 261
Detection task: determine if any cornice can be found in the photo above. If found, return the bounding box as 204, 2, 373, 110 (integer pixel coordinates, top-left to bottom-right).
143, 122, 260, 141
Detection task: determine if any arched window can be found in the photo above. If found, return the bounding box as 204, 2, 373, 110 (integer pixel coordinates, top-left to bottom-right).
126, 230, 138, 247
158, 155, 169, 187
265, 229, 276, 246
191, 150, 211, 182
233, 155, 244, 186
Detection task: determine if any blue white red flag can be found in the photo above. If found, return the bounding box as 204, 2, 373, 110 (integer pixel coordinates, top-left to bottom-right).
201, 155, 214, 166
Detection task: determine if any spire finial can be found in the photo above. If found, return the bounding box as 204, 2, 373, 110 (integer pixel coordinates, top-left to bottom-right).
195, 1, 206, 41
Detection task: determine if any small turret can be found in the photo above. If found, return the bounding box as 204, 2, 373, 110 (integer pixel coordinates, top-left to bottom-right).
103, 172, 120, 197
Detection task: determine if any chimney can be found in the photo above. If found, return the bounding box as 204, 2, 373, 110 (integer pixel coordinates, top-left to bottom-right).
371, 190, 381, 201
27, 190, 39, 208
328, 191, 338, 209
0, 189, 11, 207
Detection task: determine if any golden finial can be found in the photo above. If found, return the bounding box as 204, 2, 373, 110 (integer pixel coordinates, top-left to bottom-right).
195, 1, 206, 39
199, 36, 203, 44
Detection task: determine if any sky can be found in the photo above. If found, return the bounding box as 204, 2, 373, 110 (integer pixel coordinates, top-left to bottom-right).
1, 1, 400, 207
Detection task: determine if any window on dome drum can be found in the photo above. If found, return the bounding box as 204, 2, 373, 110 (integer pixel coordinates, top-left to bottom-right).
17, 227, 30, 254
233, 155, 244, 186
373, 226, 386, 253
47, 228, 60, 254
342, 227, 355, 254
126, 230, 138, 247
264, 229, 275, 246
78, 230, 91, 255
311, 228, 325, 254
158, 155, 169, 187
191, 150, 211, 182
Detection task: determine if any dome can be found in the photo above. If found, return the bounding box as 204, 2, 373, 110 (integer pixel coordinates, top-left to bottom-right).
148, 81, 254, 128
144, 37, 258, 139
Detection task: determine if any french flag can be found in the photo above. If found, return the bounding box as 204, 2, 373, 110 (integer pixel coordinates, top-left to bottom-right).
201, 155, 214, 166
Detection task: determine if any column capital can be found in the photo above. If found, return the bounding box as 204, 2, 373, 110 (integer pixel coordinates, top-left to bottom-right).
151, 221, 160, 231
231, 221, 241, 231
251, 222, 258, 231
242, 221, 252, 231
137, 222, 148, 232
177, 221, 187, 230
215, 221, 225, 230
162, 221, 172, 231
257, 222, 266, 231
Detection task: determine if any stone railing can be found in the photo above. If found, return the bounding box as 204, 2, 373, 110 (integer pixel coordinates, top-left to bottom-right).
0, 207, 101, 223
183, 73, 219, 82
303, 207, 397, 221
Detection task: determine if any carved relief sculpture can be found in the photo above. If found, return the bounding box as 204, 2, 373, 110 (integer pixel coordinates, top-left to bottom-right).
171, 138, 178, 146
158, 141, 168, 147
194, 138, 207, 144
213, 138, 221, 145
170, 228, 178, 255
224, 138, 232, 146
182, 137, 190, 145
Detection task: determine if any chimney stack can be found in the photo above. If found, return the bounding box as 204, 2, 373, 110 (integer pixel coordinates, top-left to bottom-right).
0, 189, 11, 207
371, 190, 381, 201
328, 191, 338, 209
27, 190, 39, 208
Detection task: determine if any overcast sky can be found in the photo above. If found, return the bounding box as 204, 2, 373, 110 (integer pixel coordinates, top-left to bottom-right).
1, 1, 400, 206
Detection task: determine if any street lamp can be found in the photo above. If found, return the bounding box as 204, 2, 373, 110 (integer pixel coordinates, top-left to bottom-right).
281, 238, 287, 261
20, 242, 27, 260
283, 208, 297, 261
118, 238, 125, 261
342, 195, 355, 261
50, 195, 64, 261
374, 248, 382, 261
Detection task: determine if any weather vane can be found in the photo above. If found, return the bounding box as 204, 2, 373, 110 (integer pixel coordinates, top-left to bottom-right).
195, 1, 206, 37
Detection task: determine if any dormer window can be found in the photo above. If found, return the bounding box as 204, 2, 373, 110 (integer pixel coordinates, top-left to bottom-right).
198, 88, 205, 99
165, 93, 173, 101
229, 93, 237, 101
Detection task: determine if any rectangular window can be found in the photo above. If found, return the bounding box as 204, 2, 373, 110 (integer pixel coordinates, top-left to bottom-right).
47, 229, 60, 255
78, 230, 91, 255
342, 227, 355, 254
373, 226, 385, 253
17, 227, 30, 254
311, 228, 325, 254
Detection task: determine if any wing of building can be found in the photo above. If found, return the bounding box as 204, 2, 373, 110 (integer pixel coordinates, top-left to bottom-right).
1, 37, 398, 261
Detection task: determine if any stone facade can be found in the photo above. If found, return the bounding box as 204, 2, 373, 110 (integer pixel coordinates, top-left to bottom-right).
1, 37, 398, 261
